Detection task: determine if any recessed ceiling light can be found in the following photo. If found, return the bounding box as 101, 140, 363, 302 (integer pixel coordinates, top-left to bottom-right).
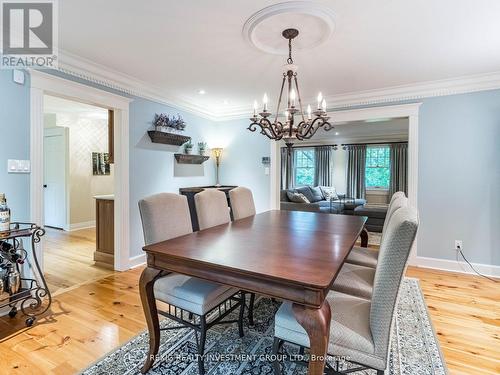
335, 132, 339, 135
223, 99, 229, 105
198, 89, 206, 95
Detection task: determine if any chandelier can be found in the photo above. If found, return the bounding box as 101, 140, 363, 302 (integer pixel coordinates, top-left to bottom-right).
248, 28, 333, 150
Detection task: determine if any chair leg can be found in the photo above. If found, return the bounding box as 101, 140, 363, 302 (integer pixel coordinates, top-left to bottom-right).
271, 337, 283, 375
197, 316, 207, 375
376, 370, 384, 375
238, 292, 246, 337
248, 293, 255, 325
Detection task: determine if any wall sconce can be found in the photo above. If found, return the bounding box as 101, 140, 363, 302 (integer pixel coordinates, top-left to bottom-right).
211, 148, 223, 186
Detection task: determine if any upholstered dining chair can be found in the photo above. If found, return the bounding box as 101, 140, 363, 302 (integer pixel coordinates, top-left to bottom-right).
346, 192, 407, 269
229, 186, 256, 220
332, 196, 408, 300
195, 188, 256, 324
272, 206, 419, 375
195, 189, 231, 230
139, 193, 246, 375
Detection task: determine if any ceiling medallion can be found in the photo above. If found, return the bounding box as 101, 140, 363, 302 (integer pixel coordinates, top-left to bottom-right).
248, 28, 333, 150
242, 1, 335, 55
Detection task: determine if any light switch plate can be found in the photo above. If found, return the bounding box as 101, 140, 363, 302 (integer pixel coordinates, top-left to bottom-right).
13, 69, 25, 85
7, 159, 31, 173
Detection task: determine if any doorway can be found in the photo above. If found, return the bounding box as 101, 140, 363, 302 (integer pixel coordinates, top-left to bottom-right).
42, 95, 114, 293
269, 103, 420, 263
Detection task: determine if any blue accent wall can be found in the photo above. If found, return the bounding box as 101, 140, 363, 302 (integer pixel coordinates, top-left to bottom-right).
418, 91, 500, 266
0, 70, 30, 222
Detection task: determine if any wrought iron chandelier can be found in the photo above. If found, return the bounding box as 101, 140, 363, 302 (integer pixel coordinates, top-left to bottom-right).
248, 28, 333, 150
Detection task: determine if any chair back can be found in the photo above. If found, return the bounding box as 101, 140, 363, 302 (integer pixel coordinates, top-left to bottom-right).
369, 206, 418, 363
138, 193, 193, 245
195, 189, 231, 230
389, 191, 405, 206
229, 187, 256, 220
381, 196, 408, 242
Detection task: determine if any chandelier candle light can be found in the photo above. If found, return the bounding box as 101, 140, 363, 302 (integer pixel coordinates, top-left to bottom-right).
248, 28, 334, 152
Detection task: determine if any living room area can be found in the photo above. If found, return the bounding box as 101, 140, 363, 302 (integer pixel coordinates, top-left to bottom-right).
280, 117, 409, 235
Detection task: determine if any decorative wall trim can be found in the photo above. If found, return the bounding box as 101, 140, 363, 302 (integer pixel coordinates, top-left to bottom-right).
57, 50, 500, 121
415, 256, 500, 278
68, 220, 96, 231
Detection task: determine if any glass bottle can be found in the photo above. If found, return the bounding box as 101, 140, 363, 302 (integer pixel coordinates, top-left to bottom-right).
0, 194, 10, 234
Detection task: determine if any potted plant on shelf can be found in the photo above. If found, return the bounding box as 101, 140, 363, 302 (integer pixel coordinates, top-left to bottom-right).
198, 142, 207, 155
153, 113, 187, 133
184, 140, 193, 154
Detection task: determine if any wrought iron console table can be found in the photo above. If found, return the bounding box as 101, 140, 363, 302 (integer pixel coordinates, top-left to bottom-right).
0, 222, 50, 326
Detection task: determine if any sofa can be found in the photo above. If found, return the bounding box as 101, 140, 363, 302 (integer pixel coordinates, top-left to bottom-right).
280, 186, 366, 215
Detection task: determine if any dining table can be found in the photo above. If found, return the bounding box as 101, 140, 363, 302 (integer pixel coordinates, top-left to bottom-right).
139, 209, 367, 374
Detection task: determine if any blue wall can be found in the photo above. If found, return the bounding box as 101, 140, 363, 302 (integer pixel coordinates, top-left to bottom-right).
0, 70, 30, 222
418, 91, 500, 266
216, 119, 271, 213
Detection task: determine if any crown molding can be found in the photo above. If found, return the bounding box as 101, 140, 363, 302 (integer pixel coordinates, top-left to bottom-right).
56, 50, 500, 122
57, 50, 220, 121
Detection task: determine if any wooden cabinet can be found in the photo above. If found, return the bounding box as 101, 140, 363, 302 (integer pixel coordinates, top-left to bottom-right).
93, 196, 114, 269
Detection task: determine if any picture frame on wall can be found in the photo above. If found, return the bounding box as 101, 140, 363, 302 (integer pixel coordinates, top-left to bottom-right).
92, 152, 111, 175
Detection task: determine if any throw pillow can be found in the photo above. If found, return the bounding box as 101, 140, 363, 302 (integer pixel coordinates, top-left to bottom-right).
295, 186, 315, 202
310, 186, 325, 202
286, 191, 310, 204
320, 186, 338, 200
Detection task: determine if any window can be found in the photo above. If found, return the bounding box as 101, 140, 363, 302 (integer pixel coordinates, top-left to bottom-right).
365, 146, 390, 189
294, 148, 315, 186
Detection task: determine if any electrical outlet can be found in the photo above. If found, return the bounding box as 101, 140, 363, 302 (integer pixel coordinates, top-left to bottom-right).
454, 240, 463, 251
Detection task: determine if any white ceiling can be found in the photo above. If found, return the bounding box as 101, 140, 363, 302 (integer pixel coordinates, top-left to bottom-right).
312, 117, 408, 144
58, 0, 500, 118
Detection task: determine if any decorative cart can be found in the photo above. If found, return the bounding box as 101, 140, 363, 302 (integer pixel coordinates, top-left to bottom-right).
0, 222, 50, 326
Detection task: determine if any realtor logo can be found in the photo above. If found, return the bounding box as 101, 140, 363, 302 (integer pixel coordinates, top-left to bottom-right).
1, 0, 58, 68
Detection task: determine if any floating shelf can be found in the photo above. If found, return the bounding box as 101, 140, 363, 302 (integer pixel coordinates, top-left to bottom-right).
174, 154, 210, 164
148, 130, 191, 146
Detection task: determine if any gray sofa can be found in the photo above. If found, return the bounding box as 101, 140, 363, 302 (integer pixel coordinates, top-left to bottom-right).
280, 186, 366, 215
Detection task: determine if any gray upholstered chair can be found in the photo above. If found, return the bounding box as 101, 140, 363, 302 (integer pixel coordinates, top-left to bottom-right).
346, 193, 407, 269
138, 193, 245, 375
195, 188, 256, 324
332, 196, 408, 299
229, 186, 256, 220
272, 206, 419, 375
195, 189, 231, 230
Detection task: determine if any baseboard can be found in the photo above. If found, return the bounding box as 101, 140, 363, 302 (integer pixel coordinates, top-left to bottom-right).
68, 220, 96, 231
415, 256, 500, 278
129, 254, 146, 269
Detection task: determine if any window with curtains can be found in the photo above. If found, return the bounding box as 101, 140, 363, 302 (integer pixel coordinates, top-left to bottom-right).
365, 146, 390, 189
294, 148, 315, 186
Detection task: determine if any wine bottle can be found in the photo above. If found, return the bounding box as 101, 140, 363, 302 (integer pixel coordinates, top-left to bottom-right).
0, 194, 10, 234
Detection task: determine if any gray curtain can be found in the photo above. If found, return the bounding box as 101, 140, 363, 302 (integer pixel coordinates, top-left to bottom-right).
280, 147, 295, 189
389, 143, 408, 196
314, 146, 332, 186
346, 145, 367, 199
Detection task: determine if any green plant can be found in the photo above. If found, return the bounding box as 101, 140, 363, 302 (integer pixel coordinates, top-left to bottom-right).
198, 142, 207, 155
184, 140, 193, 154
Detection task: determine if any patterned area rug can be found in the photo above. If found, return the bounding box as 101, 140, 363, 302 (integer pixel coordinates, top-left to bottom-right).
81, 278, 446, 375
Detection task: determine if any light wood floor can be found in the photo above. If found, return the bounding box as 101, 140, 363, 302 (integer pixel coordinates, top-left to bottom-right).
43, 228, 115, 294
0, 266, 498, 374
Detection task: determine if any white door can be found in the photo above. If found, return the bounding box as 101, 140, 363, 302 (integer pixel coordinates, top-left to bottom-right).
43, 127, 69, 229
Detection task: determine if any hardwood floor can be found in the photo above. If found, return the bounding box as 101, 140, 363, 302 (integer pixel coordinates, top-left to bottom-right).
0, 265, 498, 374
43, 228, 115, 294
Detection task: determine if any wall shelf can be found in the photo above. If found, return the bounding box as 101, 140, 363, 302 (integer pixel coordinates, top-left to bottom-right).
174, 154, 210, 164
148, 130, 191, 146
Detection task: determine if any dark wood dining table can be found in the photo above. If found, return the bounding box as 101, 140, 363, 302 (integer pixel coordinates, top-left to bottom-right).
139, 210, 367, 374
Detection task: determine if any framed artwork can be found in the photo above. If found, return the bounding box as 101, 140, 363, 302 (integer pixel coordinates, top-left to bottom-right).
92, 152, 111, 175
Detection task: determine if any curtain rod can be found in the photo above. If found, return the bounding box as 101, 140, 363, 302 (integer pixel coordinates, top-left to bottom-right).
280, 144, 338, 150
341, 141, 408, 146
